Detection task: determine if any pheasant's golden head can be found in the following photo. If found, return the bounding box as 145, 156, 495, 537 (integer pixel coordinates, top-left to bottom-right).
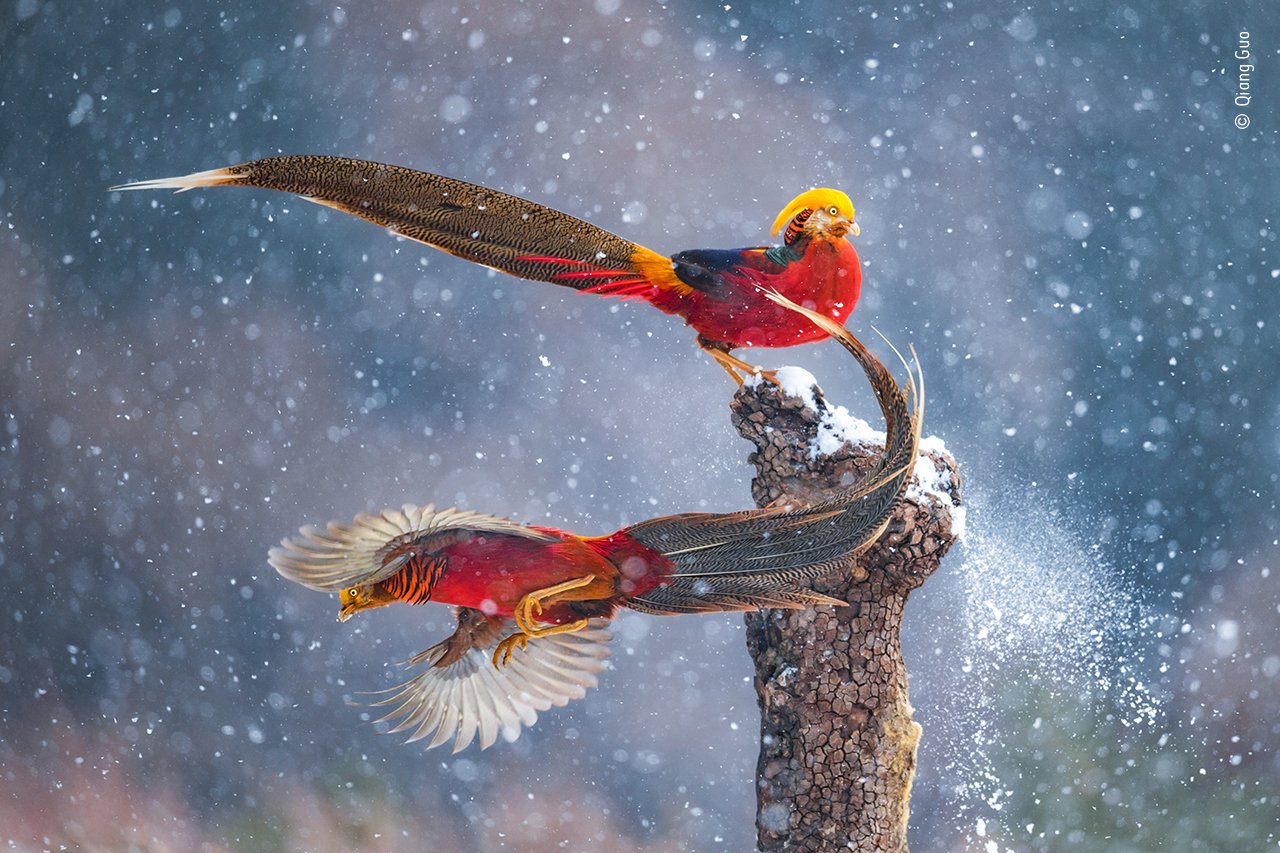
338, 583, 397, 622
771, 188, 859, 241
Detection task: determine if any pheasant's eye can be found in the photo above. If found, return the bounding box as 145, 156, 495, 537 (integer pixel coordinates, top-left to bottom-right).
828, 206, 839, 216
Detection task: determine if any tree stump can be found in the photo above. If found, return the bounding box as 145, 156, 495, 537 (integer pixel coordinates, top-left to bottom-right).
731, 375, 962, 852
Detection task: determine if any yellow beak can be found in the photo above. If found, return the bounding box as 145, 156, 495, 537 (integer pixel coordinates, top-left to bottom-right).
339, 600, 359, 622
831, 218, 859, 239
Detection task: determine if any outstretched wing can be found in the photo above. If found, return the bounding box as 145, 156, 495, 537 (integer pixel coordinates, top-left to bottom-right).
268, 503, 556, 592
367, 609, 611, 752
112, 155, 691, 297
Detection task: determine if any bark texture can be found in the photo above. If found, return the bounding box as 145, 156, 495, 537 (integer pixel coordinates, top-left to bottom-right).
731, 377, 962, 853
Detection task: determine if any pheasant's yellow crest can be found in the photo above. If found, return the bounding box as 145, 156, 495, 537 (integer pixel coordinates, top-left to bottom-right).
770, 188, 856, 236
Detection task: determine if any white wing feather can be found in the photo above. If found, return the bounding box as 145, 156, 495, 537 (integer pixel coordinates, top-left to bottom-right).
369, 619, 612, 752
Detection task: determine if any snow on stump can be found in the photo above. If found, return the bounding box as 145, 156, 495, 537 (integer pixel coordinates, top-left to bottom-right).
731, 368, 963, 853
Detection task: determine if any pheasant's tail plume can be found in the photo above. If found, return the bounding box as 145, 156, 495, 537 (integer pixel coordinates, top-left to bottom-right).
759, 290, 925, 513
620, 500, 890, 616
760, 288, 920, 476
111, 155, 685, 294
623, 576, 847, 616
623, 295, 923, 616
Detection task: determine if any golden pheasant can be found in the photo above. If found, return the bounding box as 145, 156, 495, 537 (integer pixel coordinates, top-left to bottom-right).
267, 296, 922, 750
112, 156, 862, 380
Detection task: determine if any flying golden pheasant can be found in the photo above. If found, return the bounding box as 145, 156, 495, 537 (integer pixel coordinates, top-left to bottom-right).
112, 156, 862, 381
268, 296, 922, 750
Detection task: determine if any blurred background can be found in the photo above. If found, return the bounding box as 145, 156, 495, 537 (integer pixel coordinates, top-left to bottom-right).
2, 1, 1276, 849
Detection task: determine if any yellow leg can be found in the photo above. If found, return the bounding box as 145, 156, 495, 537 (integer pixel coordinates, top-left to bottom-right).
491, 575, 598, 668
704, 347, 777, 385
514, 574, 597, 635
492, 618, 592, 667
708, 348, 745, 384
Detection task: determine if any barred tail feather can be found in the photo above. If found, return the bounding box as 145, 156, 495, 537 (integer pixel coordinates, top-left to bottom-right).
111, 155, 691, 295
625, 580, 845, 616
109, 166, 245, 193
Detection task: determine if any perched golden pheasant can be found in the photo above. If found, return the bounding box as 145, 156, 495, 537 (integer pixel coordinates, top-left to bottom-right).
268, 296, 922, 750
112, 156, 862, 380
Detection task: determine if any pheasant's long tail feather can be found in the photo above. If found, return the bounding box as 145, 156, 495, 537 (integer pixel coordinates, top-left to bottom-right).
112, 155, 688, 295
623, 579, 847, 616
622, 295, 923, 617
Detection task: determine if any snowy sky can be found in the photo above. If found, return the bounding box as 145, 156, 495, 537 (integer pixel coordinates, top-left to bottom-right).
1, 1, 1276, 849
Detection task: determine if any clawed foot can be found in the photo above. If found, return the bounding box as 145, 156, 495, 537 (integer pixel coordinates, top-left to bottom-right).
515, 595, 545, 636
490, 574, 598, 669
492, 633, 530, 668
491, 618, 592, 668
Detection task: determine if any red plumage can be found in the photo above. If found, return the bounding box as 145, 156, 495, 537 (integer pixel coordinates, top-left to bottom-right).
401, 528, 674, 625
642, 242, 862, 350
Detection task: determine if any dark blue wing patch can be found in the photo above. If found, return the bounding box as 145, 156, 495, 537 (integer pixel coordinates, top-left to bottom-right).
671, 247, 780, 294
